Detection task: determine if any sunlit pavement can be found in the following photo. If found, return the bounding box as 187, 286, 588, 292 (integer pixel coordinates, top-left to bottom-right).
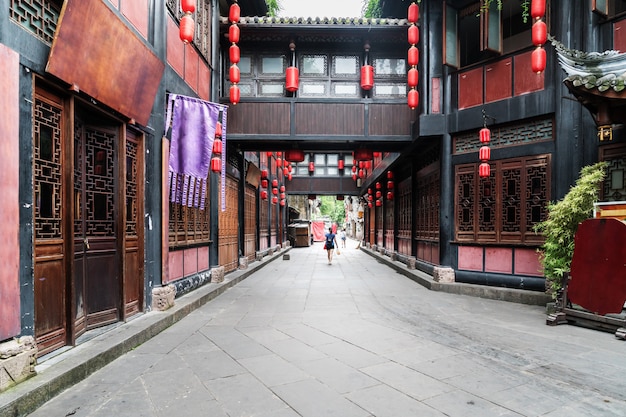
12, 241, 626, 416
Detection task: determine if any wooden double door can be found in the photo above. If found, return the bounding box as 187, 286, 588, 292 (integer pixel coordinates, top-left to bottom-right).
34, 88, 144, 356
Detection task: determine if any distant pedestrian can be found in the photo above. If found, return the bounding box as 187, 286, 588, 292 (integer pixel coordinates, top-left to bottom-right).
324, 227, 338, 264
339, 228, 346, 248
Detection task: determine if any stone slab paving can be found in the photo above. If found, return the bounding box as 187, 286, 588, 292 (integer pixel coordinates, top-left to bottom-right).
19, 242, 626, 416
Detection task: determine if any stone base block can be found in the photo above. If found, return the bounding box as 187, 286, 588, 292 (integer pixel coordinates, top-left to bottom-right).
0, 336, 37, 393
407, 256, 416, 270
390, 251, 397, 261
283, 254, 290, 260
239, 256, 249, 270
256, 251, 263, 262
211, 266, 225, 283
433, 266, 455, 283
152, 285, 176, 311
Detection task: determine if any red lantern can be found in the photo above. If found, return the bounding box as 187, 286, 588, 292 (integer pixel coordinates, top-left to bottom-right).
309, 161, 315, 172
288, 173, 292, 181
359, 169, 365, 179
479, 127, 491, 143
376, 191, 382, 199
373, 152, 381, 158
229, 3, 240, 23
408, 89, 419, 109
266, 151, 273, 158
272, 187, 278, 195
271, 179, 278, 187
288, 164, 293, 173
210, 156, 221, 173
408, 46, 419, 66
376, 182, 381, 189
261, 179, 268, 188
229, 64, 240, 83
376, 199, 382, 207
387, 191, 394, 200
368, 202, 373, 209
479, 162, 491, 178
532, 20, 547, 47
360, 65, 374, 90
181, 0, 196, 13
280, 185, 285, 192
354, 149, 373, 161
479, 146, 491, 161
368, 188, 373, 195
407, 67, 418, 88
365, 160, 372, 170
351, 165, 357, 173
276, 157, 282, 167
213, 138, 222, 155
179, 14, 194, 44
358, 161, 364, 169
261, 169, 268, 179
228, 23, 240, 44
352, 173, 357, 181
408, 2, 419, 23
408, 25, 419, 45
285, 149, 305, 162
280, 193, 286, 200
283, 167, 289, 176
272, 196, 278, 205
368, 194, 373, 202
338, 159, 344, 170
531, 0, 545, 19
229, 44, 240, 63
215, 121, 222, 138
387, 180, 394, 189
229, 85, 240, 105
387, 170, 393, 179
286, 67, 299, 92
280, 199, 286, 207
277, 152, 282, 157
260, 190, 268, 200
531, 47, 546, 74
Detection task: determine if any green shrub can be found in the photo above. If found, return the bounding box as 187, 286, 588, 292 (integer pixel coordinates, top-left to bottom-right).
534, 162, 607, 297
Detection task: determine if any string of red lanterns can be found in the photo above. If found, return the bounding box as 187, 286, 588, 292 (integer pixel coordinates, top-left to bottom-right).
229, 1, 241, 104
407, 1, 419, 109
210, 117, 223, 172
478, 124, 491, 178
531, 0, 546, 74
179, 0, 196, 43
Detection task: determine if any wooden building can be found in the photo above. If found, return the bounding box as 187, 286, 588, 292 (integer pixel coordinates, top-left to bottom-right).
2, 0, 626, 368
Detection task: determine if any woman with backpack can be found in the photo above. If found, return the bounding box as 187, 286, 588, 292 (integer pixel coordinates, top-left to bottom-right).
324, 227, 338, 265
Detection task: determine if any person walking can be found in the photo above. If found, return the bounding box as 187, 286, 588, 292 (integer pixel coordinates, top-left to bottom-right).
324, 227, 338, 264
339, 228, 346, 248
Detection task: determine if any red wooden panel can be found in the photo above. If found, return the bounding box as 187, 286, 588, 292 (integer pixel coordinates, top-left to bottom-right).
569, 218, 626, 316
199, 61, 211, 100
168, 250, 184, 282
121, 0, 149, 39
185, 44, 199, 93
514, 51, 544, 96
614, 19, 626, 52
46, 0, 164, 126
458, 246, 483, 271
458, 67, 483, 110
514, 248, 542, 276
167, 15, 185, 78
198, 246, 209, 271
485, 57, 512, 103
184, 247, 198, 276
0, 44, 21, 341
485, 247, 513, 274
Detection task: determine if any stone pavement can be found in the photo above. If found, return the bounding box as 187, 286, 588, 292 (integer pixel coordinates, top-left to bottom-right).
3, 241, 626, 417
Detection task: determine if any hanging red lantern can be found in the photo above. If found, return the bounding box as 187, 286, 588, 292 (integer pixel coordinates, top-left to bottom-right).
228, 23, 240, 44
407, 67, 418, 88
368, 202, 373, 209
229, 85, 240, 105
309, 161, 315, 172
368, 194, 373, 202
358, 161, 364, 169
229, 64, 240, 83
279, 185, 285, 192
213, 138, 222, 155
280, 193, 286, 200
364, 160, 372, 170
358, 169, 364, 179
530, 0, 545, 19
532, 20, 547, 46
272, 187, 278, 195
408, 89, 419, 109
229, 2, 240, 23
531, 47, 546, 74
352, 165, 357, 173
352, 173, 357, 181
354, 149, 373, 161
288, 173, 292, 181
376, 182, 381, 189
277, 152, 282, 157
360, 65, 374, 90
387, 180, 394, 189
286, 67, 299, 92
280, 199, 286, 207
373, 152, 381, 158
283, 167, 289, 176
408, 25, 419, 46
276, 157, 282, 167
338, 159, 344, 170
376, 199, 382, 207
408, 2, 419, 23
260, 190, 268, 200
272, 196, 278, 205
215, 121, 222, 138
479, 127, 491, 143
266, 151, 273, 158
181, 0, 196, 13
288, 164, 293, 173
387, 191, 394, 200
408, 46, 419, 66
285, 149, 305, 162
261, 169, 268, 179
479, 162, 491, 178
261, 179, 268, 188
179, 14, 194, 44
271, 178, 278, 188
376, 191, 382, 199
229, 44, 240, 64
387, 170, 393, 179
479, 146, 491, 161
210, 156, 221, 173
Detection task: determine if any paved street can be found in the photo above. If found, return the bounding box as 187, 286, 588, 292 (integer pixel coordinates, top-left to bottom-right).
25, 242, 626, 416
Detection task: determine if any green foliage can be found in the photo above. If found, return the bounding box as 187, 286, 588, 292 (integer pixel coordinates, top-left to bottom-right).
266, 0, 281, 17
534, 162, 607, 297
363, 0, 381, 18
318, 196, 346, 225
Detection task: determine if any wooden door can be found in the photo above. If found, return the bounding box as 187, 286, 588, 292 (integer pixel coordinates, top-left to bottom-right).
244, 184, 257, 261
218, 175, 239, 272
73, 119, 120, 331
33, 89, 68, 356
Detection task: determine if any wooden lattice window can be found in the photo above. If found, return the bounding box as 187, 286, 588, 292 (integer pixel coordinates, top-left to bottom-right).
168, 197, 211, 247
455, 154, 550, 244
167, 0, 212, 61
415, 162, 440, 241
10, 0, 62, 44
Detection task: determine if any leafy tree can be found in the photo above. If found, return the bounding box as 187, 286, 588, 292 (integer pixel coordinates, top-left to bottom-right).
266, 0, 281, 17
319, 196, 346, 225
363, 0, 381, 18
534, 162, 607, 297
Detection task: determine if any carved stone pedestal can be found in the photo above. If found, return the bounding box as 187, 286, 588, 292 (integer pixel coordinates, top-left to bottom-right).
152, 284, 176, 311
0, 336, 37, 392
211, 266, 225, 283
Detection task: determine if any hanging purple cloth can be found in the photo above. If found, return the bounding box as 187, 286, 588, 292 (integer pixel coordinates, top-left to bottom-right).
168, 95, 220, 209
